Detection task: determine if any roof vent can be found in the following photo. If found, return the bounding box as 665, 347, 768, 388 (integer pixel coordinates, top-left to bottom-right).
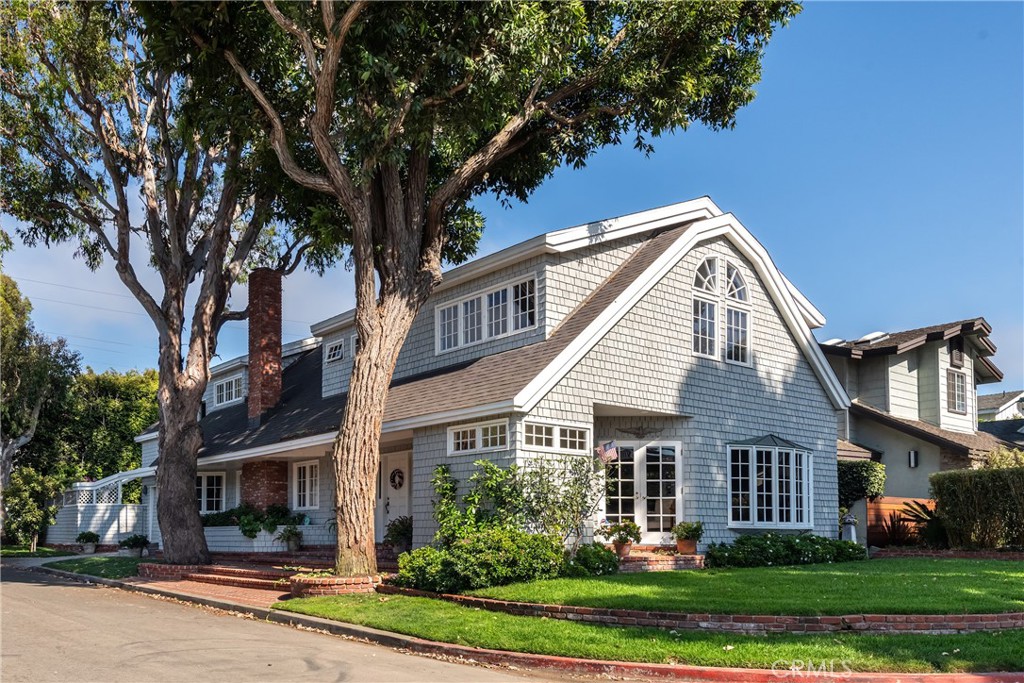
855, 331, 888, 345
821, 338, 844, 346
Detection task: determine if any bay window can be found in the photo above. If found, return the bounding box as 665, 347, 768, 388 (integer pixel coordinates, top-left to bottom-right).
728, 441, 812, 528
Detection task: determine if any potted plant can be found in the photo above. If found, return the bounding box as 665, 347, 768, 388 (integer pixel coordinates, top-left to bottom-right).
275, 524, 303, 552
118, 534, 149, 557
671, 521, 703, 554
76, 531, 100, 554
383, 515, 413, 556
597, 520, 642, 558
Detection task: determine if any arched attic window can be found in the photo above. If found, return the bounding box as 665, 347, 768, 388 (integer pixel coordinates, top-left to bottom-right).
694, 257, 717, 293
726, 263, 748, 302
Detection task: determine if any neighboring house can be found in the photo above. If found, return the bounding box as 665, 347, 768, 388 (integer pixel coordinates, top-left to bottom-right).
820, 320, 1008, 543
977, 390, 1024, 422
978, 418, 1024, 449
51, 197, 851, 553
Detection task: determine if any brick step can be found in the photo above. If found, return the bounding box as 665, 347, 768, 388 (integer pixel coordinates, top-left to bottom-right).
182, 572, 290, 591
202, 565, 297, 581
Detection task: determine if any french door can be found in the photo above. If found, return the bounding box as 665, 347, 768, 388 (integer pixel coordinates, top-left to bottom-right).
604, 441, 682, 544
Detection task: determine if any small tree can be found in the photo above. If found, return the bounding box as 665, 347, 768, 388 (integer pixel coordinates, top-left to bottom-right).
3, 467, 62, 551
520, 455, 607, 554
837, 460, 886, 510
980, 446, 1024, 470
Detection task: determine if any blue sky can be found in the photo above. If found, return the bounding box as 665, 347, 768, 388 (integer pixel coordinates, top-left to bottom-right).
5, 1, 1022, 391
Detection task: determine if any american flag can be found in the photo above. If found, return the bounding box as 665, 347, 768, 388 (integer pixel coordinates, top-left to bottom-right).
595, 441, 619, 464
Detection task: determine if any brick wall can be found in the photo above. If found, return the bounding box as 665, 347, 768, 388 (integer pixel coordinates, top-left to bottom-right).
247, 268, 282, 421
241, 461, 289, 508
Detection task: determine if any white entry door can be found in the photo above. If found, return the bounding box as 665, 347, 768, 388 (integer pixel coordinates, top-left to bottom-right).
376, 452, 411, 541
604, 442, 682, 544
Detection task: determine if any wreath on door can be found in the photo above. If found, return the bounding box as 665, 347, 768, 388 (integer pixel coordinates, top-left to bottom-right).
389, 468, 405, 490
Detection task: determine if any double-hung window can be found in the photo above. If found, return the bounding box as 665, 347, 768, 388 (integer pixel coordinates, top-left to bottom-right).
293, 460, 320, 510
947, 370, 967, 414
728, 444, 811, 528
447, 420, 509, 455
725, 264, 751, 365
214, 376, 243, 406
436, 276, 537, 353
196, 473, 225, 513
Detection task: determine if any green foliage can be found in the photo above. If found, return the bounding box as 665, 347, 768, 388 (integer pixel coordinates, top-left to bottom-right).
930, 467, 1024, 548
901, 500, 947, 548
836, 460, 886, 509
671, 521, 704, 542
430, 462, 525, 546
881, 511, 913, 546
394, 527, 565, 594
274, 524, 302, 544
75, 531, 100, 544
561, 542, 619, 578
704, 533, 866, 568
201, 503, 304, 539
519, 455, 607, 553
383, 515, 413, 549
3, 467, 63, 547
981, 446, 1024, 470
597, 520, 642, 545
118, 534, 149, 549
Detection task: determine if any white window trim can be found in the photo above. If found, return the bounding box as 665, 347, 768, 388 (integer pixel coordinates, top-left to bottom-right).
324, 340, 346, 364
196, 471, 226, 514
691, 294, 719, 360
726, 445, 813, 530
434, 275, 539, 355
292, 460, 321, 511
694, 256, 719, 295
350, 333, 361, 356
725, 259, 750, 303
521, 420, 592, 455
446, 419, 510, 456
213, 374, 244, 407
724, 304, 753, 367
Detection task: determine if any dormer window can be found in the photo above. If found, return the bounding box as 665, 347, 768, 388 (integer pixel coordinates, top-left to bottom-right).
214, 376, 243, 406
325, 340, 345, 363
436, 276, 537, 354
694, 257, 718, 293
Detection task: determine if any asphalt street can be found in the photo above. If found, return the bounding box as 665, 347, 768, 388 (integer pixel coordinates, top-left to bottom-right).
0, 565, 546, 683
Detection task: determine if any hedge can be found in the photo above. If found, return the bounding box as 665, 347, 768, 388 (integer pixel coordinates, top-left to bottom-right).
930, 466, 1024, 548
837, 460, 886, 509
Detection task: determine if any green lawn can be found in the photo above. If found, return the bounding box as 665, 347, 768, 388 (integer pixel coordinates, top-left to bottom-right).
44, 556, 148, 579
470, 559, 1024, 616
1, 546, 75, 558
275, 593, 1024, 673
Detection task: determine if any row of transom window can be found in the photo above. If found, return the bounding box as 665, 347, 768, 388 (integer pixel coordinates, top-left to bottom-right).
447, 420, 590, 455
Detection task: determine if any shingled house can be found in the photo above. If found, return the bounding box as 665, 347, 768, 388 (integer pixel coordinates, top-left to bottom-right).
820, 320, 1008, 543
51, 197, 852, 553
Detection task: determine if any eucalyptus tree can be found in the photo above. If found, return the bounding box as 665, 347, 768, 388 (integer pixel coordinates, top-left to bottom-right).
156, 0, 799, 574
0, 2, 329, 563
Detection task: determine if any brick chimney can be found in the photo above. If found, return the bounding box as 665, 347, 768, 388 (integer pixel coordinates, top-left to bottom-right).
247, 268, 282, 427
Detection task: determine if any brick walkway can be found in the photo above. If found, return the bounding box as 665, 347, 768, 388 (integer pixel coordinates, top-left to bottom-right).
124, 575, 289, 609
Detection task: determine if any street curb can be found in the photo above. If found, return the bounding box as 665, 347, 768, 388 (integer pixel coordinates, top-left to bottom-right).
24, 565, 1024, 683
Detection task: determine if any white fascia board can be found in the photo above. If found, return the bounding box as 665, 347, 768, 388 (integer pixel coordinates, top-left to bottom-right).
308, 197, 722, 337
134, 431, 159, 444
781, 274, 827, 329
514, 213, 851, 413
381, 400, 517, 432
196, 432, 338, 466
210, 356, 248, 376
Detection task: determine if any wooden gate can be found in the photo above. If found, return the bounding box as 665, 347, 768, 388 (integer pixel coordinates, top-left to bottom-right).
866, 496, 933, 546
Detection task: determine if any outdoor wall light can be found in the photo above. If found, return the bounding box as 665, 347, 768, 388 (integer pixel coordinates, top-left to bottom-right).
908, 450, 919, 469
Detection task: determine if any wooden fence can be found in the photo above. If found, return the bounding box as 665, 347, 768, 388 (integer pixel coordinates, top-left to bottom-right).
866, 496, 933, 546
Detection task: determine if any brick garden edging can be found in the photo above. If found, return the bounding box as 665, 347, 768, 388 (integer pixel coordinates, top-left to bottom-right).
290, 574, 383, 597
376, 585, 1024, 635
138, 563, 201, 579
872, 548, 1024, 561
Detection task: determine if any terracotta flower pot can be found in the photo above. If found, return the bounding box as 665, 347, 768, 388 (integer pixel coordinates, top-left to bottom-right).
613, 541, 632, 559
676, 538, 697, 554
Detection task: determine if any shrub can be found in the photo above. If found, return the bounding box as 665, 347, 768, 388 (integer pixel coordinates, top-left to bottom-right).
931, 466, 1024, 548
596, 520, 641, 545
881, 510, 913, 546
671, 521, 704, 541
431, 463, 525, 546
76, 531, 100, 544
384, 515, 413, 550
201, 503, 304, 539
562, 542, 619, 577
704, 532, 866, 568
837, 460, 886, 509
118, 534, 149, 549
901, 500, 947, 548
981, 446, 1024, 470
519, 454, 607, 553
394, 528, 564, 593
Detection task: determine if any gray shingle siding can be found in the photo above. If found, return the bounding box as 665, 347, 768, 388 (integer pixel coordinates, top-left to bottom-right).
526, 236, 838, 545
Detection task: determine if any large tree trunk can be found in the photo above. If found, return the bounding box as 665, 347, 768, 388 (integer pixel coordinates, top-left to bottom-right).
155, 383, 210, 565
333, 293, 424, 575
